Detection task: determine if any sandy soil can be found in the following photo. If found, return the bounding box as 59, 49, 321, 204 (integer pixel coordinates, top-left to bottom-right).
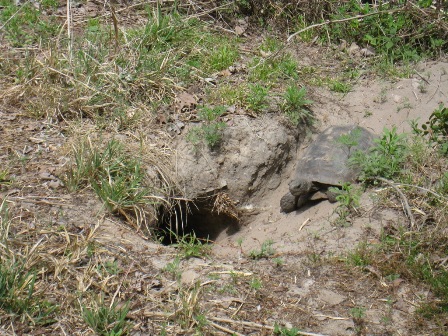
1, 38, 447, 333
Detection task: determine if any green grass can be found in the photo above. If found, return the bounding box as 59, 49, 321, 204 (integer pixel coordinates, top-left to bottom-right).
0, 256, 57, 324
83, 299, 130, 336
249, 239, 275, 259
246, 83, 270, 112
65, 139, 157, 229
173, 232, 212, 260
187, 106, 227, 149
280, 85, 314, 125
351, 127, 408, 181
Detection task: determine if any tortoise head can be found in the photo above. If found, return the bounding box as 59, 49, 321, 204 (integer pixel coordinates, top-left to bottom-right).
289, 178, 313, 196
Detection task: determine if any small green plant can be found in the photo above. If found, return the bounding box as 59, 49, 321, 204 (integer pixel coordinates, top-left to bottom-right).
274, 323, 300, 335
187, 106, 227, 149
249, 277, 262, 290
330, 183, 362, 227
260, 36, 283, 53
337, 127, 362, 154
0, 199, 11, 243
65, 139, 153, 228
412, 103, 448, 155
374, 88, 388, 104
163, 256, 181, 280
396, 98, 413, 112
208, 44, 239, 71
194, 313, 208, 332
249, 239, 275, 259
346, 244, 371, 267
278, 56, 299, 79
236, 237, 244, 247
98, 260, 120, 276
246, 84, 269, 113
272, 257, 284, 267
350, 306, 366, 319
0, 257, 57, 324
351, 127, 408, 180
281, 85, 313, 125
330, 183, 361, 211
329, 80, 351, 94
173, 232, 211, 259
0, 170, 11, 187
82, 299, 130, 336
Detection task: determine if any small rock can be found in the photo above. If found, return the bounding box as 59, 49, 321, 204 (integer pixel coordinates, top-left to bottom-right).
40, 172, 55, 180
48, 180, 62, 189
180, 269, 199, 285
392, 94, 403, 103
348, 43, 360, 56
318, 289, 346, 306
360, 47, 375, 57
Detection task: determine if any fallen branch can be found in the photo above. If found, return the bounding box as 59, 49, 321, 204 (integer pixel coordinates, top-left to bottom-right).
373, 177, 416, 228
287, 7, 404, 42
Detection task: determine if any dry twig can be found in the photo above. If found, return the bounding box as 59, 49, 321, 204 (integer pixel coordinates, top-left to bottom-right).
287, 7, 404, 42
374, 177, 416, 228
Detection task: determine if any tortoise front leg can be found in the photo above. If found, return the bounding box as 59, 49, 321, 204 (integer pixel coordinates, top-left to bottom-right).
280, 192, 298, 213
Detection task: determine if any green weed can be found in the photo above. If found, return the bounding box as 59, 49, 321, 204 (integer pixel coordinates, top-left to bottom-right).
249, 239, 275, 259
83, 299, 130, 336
330, 183, 361, 210
281, 85, 314, 125
0, 199, 11, 244
163, 256, 181, 280
98, 260, 120, 276
346, 243, 371, 267
0, 0, 59, 46
337, 127, 363, 153
0, 170, 12, 187
65, 139, 155, 229
208, 84, 245, 106
0, 257, 57, 324
278, 55, 299, 79
351, 127, 408, 180
249, 277, 262, 290
412, 103, 448, 155
173, 232, 211, 260
208, 44, 239, 71
330, 183, 362, 226
248, 57, 279, 82
329, 80, 351, 94
246, 83, 269, 113
260, 36, 283, 53
274, 323, 300, 335
272, 257, 284, 267
187, 106, 227, 149
322, 0, 445, 64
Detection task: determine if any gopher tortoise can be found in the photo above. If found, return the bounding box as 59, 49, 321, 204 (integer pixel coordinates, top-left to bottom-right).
280, 125, 374, 213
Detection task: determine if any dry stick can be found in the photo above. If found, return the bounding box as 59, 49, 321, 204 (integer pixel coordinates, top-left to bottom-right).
395, 183, 448, 201
209, 321, 244, 336
374, 177, 416, 228
208, 317, 329, 336
67, 0, 73, 63
287, 7, 404, 42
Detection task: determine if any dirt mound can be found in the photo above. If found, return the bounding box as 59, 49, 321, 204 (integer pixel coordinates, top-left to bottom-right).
175, 114, 297, 204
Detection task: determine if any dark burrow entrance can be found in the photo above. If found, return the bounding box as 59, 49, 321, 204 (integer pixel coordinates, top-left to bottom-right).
157, 194, 240, 245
